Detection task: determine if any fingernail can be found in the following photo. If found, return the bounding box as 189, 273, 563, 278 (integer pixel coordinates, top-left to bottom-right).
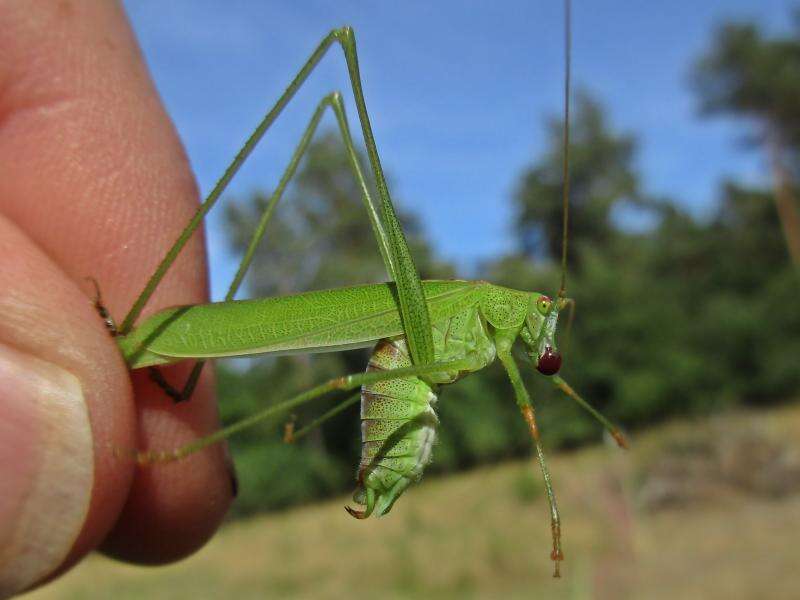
0, 344, 93, 596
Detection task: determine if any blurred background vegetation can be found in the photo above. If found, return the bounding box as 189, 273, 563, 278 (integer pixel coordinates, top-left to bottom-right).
214, 10, 800, 518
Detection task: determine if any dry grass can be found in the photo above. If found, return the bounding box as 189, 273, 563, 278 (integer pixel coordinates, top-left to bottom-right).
24, 404, 800, 600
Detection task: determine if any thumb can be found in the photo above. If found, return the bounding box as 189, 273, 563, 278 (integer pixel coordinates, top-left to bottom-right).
0, 344, 92, 597
0, 217, 134, 596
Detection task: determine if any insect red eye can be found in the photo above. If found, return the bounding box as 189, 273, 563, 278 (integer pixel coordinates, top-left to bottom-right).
536, 347, 562, 376
536, 295, 552, 316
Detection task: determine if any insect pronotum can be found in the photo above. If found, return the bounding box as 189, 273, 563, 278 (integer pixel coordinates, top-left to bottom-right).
103, 0, 626, 578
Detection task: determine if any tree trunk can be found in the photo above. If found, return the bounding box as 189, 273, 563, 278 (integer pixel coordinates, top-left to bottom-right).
767, 127, 800, 265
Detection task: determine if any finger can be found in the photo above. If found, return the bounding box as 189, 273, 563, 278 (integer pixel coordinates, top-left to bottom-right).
0, 214, 132, 596
0, 0, 233, 571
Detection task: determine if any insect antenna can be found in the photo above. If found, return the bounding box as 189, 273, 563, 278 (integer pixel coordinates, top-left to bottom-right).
558, 0, 572, 300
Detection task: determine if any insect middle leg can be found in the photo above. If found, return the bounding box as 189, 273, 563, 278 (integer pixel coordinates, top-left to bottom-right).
284, 392, 361, 443
138, 358, 472, 464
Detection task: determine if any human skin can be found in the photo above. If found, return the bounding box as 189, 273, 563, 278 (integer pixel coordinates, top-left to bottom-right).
0, 1, 234, 595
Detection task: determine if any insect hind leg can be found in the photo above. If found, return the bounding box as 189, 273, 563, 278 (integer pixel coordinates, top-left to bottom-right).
86, 277, 118, 336
148, 365, 202, 404
146, 88, 406, 406
87, 276, 197, 403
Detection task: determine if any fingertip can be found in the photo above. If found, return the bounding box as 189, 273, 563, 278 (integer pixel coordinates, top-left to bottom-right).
101, 365, 233, 564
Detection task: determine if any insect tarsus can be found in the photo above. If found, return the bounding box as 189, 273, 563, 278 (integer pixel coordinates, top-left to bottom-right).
86, 276, 118, 336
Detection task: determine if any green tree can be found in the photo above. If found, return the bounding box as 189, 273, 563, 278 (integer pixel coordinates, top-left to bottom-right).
498, 89, 799, 445
514, 93, 642, 269
694, 17, 800, 264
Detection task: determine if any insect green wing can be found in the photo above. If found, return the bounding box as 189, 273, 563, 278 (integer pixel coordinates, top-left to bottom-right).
118, 280, 484, 369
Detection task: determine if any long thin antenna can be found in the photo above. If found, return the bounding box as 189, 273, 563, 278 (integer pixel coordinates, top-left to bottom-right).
558, 0, 572, 298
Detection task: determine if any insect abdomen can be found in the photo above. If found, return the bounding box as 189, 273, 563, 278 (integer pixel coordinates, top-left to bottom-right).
347, 338, 438, 519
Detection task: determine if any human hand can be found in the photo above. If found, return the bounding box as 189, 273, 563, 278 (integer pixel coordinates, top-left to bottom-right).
0, 2, 234, 596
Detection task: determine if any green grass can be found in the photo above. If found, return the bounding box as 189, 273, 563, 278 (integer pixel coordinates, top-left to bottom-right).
24, 404, 800, 600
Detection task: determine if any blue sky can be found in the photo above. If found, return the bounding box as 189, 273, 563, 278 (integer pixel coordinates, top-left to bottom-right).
123, 1, 792, 300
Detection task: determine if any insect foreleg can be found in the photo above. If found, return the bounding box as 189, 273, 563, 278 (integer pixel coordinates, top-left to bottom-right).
552, 375, 628, 449
495, 331, 564, 578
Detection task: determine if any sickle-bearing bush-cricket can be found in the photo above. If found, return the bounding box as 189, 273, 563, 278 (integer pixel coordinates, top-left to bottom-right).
99, 3, 626, 578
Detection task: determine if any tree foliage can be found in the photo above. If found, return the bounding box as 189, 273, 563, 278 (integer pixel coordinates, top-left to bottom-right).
694, 16, 800, 263
514, 93, 641, 267
693, 18, 800, 146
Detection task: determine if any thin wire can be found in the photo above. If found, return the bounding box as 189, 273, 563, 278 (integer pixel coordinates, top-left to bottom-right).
558, 0, 572, 298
